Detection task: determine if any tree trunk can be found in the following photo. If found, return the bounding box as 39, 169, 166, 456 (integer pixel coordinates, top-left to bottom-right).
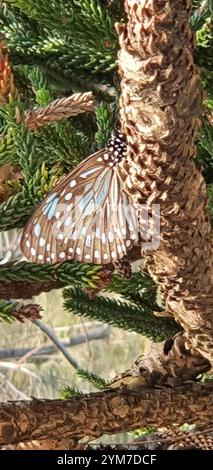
117, 0, 213, 362
0, 382, 212, 445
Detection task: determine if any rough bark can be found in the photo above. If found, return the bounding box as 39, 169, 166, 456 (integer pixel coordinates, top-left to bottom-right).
0, 280, 61, 299
109, 333, 210, 388
0, 382, 212, 445
117, 0, 213, 362
2, 439, 79, 450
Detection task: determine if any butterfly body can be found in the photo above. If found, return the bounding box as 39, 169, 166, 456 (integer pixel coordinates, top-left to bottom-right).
21, 129, 140, 265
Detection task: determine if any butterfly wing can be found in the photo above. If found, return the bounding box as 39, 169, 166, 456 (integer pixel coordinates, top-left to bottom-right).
21, 149, 139, 264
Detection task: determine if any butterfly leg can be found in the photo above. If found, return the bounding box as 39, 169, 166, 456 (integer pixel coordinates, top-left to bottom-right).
114, 256, 132, 279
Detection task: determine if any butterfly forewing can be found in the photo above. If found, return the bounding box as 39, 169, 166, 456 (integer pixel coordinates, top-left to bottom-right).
21, 130, 139, 265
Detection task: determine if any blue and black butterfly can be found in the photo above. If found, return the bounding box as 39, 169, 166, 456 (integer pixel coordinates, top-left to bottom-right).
21, 128, 140, 265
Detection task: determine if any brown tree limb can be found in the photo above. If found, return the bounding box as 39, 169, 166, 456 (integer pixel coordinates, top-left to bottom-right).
0, 280, 62, 299
2, 438, 79, 450
108, 333, 210, 389
117, 0, 213, 362
0, 381, 212, 445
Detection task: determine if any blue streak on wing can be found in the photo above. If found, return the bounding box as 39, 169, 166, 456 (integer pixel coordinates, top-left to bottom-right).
94, 171, 111, 206
45, 193, 58, 204
84, 200, 95, 216
78, 191, 93, 213
80, 166, 102, 179
43, 197, 59, 220
94, 169, 108, 191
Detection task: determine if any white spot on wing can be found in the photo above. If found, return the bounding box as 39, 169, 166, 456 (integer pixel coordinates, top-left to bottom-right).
65, 192, 72, 201
72, 230, 77, 241
34, 223, 41, 237
65, 216, 71, 227
96, 228, 101, 239
39, 237, 45, 247
86, 235, 91, 247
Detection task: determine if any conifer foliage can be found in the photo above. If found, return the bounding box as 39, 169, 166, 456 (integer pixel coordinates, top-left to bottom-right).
0, 0, 212, 372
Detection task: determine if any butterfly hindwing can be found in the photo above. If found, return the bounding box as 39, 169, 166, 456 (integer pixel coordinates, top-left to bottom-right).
21, 130, 139, 264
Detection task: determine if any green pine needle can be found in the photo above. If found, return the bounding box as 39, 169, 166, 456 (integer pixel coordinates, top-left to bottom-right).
0, 260, 102, 290
0, 300, 17, 324
60, 385, 83, 398
64, 287, 179, 341
77, 368, 108, 389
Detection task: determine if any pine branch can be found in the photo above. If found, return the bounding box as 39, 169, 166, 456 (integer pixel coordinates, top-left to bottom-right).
0, 260, 102, 288
0, 131, 18, 166
0, 299, 42, 323
64, 287, 179, 341
5, 0, 115, 35
0, 382, 212, 445
94, 102, 115, 148
25, 92, 95, 130
60, 386, 82, 398
0, 3, 116, 74
76, 368, 108, 390
27, 66, 52, 106
0, 183, 40, 231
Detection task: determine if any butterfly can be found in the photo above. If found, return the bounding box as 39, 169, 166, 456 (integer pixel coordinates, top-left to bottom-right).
21, 128, 141, 265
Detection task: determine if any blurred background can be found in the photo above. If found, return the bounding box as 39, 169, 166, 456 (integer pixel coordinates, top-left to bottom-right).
0, 230, 149, 401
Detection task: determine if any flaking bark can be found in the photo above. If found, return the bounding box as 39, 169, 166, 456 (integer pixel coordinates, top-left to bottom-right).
0, 382, 212, 445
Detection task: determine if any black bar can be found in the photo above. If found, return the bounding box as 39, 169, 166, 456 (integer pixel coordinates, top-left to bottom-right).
0, 450, 212, 467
